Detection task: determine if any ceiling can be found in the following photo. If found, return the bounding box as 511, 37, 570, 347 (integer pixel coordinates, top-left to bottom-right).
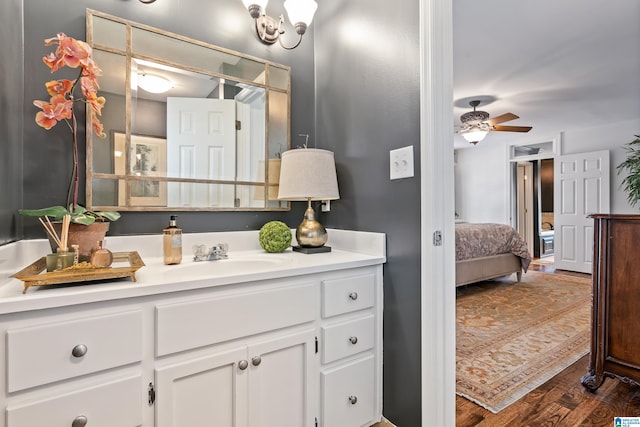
453, 0, 640, 149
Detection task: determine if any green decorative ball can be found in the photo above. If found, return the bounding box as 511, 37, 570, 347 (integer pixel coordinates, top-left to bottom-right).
259, 221, 293, 253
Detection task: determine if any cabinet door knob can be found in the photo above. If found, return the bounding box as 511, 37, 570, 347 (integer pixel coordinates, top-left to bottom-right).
238, 360, 249, 370
71, 344, 87, 358
349, 292, 358, 301
71, 415, 88, 427
252, 356, 262, 366
348, 395, 358, 405
349, 336, 358, 345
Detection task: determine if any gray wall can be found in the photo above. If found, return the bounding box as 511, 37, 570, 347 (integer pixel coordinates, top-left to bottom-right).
18, 0, 313, 239
314, 1, 422, 425
0, 0, 24, 245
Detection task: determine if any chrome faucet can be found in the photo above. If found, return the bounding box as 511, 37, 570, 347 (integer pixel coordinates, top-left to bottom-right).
192, 243, 229, 262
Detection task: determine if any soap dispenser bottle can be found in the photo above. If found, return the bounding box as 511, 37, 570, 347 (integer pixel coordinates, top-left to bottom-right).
163, 215, 182, 265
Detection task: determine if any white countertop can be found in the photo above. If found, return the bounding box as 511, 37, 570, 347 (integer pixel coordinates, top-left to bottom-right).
0, 229, 386, 314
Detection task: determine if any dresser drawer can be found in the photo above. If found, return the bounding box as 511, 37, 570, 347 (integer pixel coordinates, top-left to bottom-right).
156, 283, 315, 356
321, 355, 375, 427
6, 374, 142, 427
321, 274, 375, 318
7, 310, 143, 392
321, 315, 374, 364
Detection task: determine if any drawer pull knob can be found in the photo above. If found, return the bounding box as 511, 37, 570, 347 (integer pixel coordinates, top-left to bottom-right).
349, 292, 358, 301
349, 336, 358, 345
348, 395, 358, 405
238, 360, 249, 370
252, 356, 262, 366
72, 415, 88, 427
71, 344, 87, 358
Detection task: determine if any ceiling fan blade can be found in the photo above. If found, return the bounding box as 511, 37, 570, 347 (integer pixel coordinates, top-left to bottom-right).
493, 125, 532, 133
486, 112, 519, 126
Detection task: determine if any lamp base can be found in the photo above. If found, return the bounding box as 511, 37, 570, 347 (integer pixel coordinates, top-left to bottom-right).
292, 245, 332, 254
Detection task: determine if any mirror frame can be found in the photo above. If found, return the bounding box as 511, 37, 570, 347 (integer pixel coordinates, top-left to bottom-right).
85, 9, 291, 212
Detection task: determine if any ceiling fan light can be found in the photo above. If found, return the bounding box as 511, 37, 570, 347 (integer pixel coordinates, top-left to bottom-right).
462, 129, 488, 144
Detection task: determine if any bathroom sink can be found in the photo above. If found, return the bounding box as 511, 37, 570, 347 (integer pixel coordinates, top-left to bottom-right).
159, 252, 293, 280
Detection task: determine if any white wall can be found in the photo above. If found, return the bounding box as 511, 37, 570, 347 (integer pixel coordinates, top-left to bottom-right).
455, 140, 510, 223
455, 118, 640, 223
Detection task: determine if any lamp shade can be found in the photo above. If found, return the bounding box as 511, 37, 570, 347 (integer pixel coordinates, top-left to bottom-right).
283, 0, 318, 25
278, 148, 339, 201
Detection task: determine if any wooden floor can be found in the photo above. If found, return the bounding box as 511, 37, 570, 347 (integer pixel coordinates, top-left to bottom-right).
456, 261, 640, 426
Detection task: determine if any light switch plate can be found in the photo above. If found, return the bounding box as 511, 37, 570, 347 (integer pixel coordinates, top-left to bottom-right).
390, 145, 414, 180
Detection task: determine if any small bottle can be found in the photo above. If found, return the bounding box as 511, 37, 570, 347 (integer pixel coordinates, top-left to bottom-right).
163, 215, 182, 265
90, 240, 113, 268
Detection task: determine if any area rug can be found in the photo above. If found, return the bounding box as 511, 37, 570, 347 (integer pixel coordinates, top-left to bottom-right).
456, 270, 591, 414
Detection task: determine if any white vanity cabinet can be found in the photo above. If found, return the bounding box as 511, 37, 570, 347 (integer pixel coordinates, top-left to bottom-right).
153, 281, 318, 427
319, 273, 382, 427
0, 231, 385, 427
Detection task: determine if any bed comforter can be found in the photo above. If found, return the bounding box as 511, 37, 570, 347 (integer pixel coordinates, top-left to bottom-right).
455, 223, 531, 271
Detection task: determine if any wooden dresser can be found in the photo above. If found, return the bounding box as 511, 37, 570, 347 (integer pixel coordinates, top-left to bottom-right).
581, 214, 640, 391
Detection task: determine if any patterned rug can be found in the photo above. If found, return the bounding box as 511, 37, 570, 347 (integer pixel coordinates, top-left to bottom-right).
456, 270, 591, 414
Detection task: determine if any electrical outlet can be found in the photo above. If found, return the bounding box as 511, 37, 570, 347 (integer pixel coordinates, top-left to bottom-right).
390, 145, 414, 180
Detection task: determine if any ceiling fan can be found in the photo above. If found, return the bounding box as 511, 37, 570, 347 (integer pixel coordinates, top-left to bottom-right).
458, 100, 532, 145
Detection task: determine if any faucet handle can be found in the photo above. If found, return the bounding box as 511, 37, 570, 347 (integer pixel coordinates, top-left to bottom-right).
193, 244, 207, 257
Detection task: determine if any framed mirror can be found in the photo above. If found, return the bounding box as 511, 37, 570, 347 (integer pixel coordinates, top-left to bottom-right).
85, 9, 290, 211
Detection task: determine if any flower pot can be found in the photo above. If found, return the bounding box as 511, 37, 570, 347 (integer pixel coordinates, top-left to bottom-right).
46, 222, 110, 262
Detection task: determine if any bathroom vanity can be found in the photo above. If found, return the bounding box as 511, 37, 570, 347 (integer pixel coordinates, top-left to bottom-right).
0, 229, 385, 427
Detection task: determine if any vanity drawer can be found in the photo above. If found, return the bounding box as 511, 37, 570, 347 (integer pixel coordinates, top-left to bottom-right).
156, 282, 315, 356
322, 274, 375, 318
321, 315, 374, 364
6, 374, 142, 427
321, 355, 375, 427
7, 310, 143, 392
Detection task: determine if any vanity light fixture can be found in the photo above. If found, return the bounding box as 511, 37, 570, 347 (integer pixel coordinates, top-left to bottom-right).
241, 0, 318, 50
278, 148, 339, 253
137, 73, 173, 94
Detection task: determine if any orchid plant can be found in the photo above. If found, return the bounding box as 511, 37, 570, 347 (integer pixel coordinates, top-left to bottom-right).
19, 33, 120, 225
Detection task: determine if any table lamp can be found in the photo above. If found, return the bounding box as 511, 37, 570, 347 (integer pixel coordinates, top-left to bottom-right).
277, 148, 340, 253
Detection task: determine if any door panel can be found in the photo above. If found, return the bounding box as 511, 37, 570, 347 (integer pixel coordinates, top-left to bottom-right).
155, 346, 248, 427
166, 97, 236, 207
554, 150, 610, 273
248, 329, 316, 427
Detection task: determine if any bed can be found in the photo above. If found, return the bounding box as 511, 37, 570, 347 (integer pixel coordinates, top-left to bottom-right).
455, 222, 531, 287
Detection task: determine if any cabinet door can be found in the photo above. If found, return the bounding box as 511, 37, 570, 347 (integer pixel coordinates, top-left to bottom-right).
248, 329, 316, 427
155, 346, 248, 427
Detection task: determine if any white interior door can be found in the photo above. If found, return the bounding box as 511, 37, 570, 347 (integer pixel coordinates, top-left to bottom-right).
166, 97, 236, 207
554, 150, 610, 273
516, 163, 534, 255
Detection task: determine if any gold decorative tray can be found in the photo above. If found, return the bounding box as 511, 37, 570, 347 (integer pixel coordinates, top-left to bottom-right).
12, 251, 145, 294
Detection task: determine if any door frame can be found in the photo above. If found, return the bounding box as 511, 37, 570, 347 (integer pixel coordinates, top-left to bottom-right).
507, 138, 559, 234
419, 0, 456, 425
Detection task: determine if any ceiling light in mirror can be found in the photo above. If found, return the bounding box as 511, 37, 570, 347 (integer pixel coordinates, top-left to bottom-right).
137, 73, 173, 93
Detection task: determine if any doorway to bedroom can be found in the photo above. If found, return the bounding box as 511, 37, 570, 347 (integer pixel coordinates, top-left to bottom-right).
510, 141, 555, 263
